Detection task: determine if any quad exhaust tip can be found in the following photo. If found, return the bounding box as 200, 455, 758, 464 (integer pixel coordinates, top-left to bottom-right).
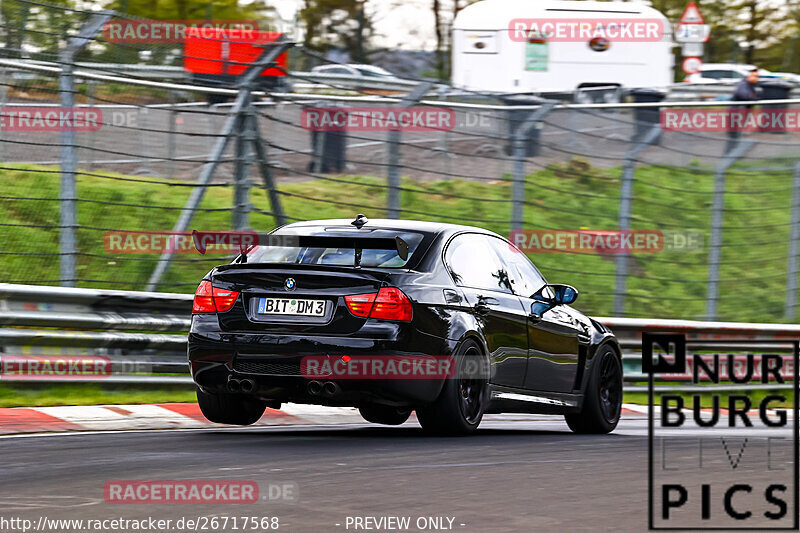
307, 380, 340, 397
322, 381, 340, 397
307, 380, 323, 395
227, 377, 256, 393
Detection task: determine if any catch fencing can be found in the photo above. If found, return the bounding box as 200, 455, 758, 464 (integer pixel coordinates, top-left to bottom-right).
1, 0, 800, 325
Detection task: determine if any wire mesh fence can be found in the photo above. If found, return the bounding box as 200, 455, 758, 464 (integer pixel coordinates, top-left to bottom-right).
1, 0, 800, 324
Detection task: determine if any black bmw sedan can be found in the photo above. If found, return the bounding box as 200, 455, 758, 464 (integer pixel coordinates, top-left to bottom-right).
188, 216, 623, 435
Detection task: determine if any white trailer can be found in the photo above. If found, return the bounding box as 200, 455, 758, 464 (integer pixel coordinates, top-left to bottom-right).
452, 0, 674, 97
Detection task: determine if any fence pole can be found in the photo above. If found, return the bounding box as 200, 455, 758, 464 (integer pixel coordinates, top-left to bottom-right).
248, 109, 287, 226
510, 101, 556, 230
85, 80, 96, 171
0, 68, 6, 162
613, 125, 661, 316
133, 106, 158, 177
167, 92, 177, 179
705, 140, 755, 320
232, 95, 254, 230
785, 162, 800, 320
145, 38, 292, 290
58, 12, 112, 287
386, 82, 433, 219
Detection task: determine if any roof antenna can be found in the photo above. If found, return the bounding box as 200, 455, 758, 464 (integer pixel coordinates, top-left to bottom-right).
351, 214, 368, 229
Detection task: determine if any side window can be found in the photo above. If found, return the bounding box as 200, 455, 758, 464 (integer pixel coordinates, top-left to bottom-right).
487, 237, 547, 297
445, 234, 512, 293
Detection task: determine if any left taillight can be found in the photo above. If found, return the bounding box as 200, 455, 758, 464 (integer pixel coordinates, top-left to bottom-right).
192, 280, 240, 313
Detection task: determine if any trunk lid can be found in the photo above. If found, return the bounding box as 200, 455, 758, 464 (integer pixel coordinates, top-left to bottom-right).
211, 264, 392, 335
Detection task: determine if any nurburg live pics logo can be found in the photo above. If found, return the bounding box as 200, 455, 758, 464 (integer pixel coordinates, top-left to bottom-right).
644, 332, 799, 530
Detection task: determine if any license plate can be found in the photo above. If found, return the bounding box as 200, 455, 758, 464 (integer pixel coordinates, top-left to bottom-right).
257, 297, 326, 316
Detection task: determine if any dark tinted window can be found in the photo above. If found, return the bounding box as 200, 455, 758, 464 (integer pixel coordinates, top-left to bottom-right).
319, 67, 351, 74
445, 234, 513, 293
487, 237, 548, 297
355, 67, 391, 78
702, 70, 723, 79
247, 230, 424, 268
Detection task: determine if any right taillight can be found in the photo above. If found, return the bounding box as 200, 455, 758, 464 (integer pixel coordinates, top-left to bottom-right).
192, 280, 240, 313
344, 287, 412, 322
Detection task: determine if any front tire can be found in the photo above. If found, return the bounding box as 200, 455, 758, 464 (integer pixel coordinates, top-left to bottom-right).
565, 346, 622, 434
359, 404, 411, 425
196, 387, 267, 425
416, 339, 489, 436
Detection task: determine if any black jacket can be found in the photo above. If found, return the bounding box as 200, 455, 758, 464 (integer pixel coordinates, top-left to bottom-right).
732, 78, 759, 101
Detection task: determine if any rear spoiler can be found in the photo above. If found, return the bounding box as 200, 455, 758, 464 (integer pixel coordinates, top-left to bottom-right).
192, 230, 410, 264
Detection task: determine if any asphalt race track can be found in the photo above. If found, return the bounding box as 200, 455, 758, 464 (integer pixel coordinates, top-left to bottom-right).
1, 416, 794, 532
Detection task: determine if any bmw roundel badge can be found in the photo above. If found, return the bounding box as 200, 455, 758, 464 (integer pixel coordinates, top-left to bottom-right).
284, 278, 296, 291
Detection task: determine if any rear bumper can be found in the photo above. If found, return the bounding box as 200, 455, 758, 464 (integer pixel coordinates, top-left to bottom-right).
188, 316, 455, 407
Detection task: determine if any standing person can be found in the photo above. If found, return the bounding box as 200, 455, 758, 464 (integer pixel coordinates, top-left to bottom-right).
726, 67, 760, 153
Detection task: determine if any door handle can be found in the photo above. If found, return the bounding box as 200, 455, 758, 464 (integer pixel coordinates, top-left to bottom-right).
473, 302, 490, 316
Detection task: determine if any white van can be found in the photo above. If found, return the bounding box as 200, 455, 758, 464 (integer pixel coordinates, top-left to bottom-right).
452, 0, 674, 96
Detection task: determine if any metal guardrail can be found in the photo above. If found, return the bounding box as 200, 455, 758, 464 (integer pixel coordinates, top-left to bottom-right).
4, 60, 189, 80
0, 283, 191, 384
0, 59, 425, 93
4, 58, 798, 100
595, 316, 800, 392
1, 283, 798, 391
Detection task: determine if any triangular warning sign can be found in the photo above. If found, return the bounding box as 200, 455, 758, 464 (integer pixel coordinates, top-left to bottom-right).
680, 2, 705, 24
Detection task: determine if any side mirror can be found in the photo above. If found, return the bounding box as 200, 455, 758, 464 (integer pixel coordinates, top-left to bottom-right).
532, 284, 579, 305
550, 284, 578, 305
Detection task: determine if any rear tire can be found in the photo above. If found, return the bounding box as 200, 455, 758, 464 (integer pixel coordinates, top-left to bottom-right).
416, 339, 489, 436
359, 404, 411, 425
196, 387, 267, 425
565, 346, 622, 434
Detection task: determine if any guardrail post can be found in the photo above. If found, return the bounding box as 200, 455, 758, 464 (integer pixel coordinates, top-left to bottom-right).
58, 11, 113, 287
145, 38, 292, 291
785, 162, 800, 320
510, 101, 556, 230
706, 140, 755, 320
614, 124, 661, 316
387, 82, 433, 219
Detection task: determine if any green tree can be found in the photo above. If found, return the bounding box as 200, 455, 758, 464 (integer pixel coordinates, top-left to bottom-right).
298, 0, 372, 65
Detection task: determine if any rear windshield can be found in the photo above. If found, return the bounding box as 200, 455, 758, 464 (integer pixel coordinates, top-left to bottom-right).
246, 230, 425, 268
